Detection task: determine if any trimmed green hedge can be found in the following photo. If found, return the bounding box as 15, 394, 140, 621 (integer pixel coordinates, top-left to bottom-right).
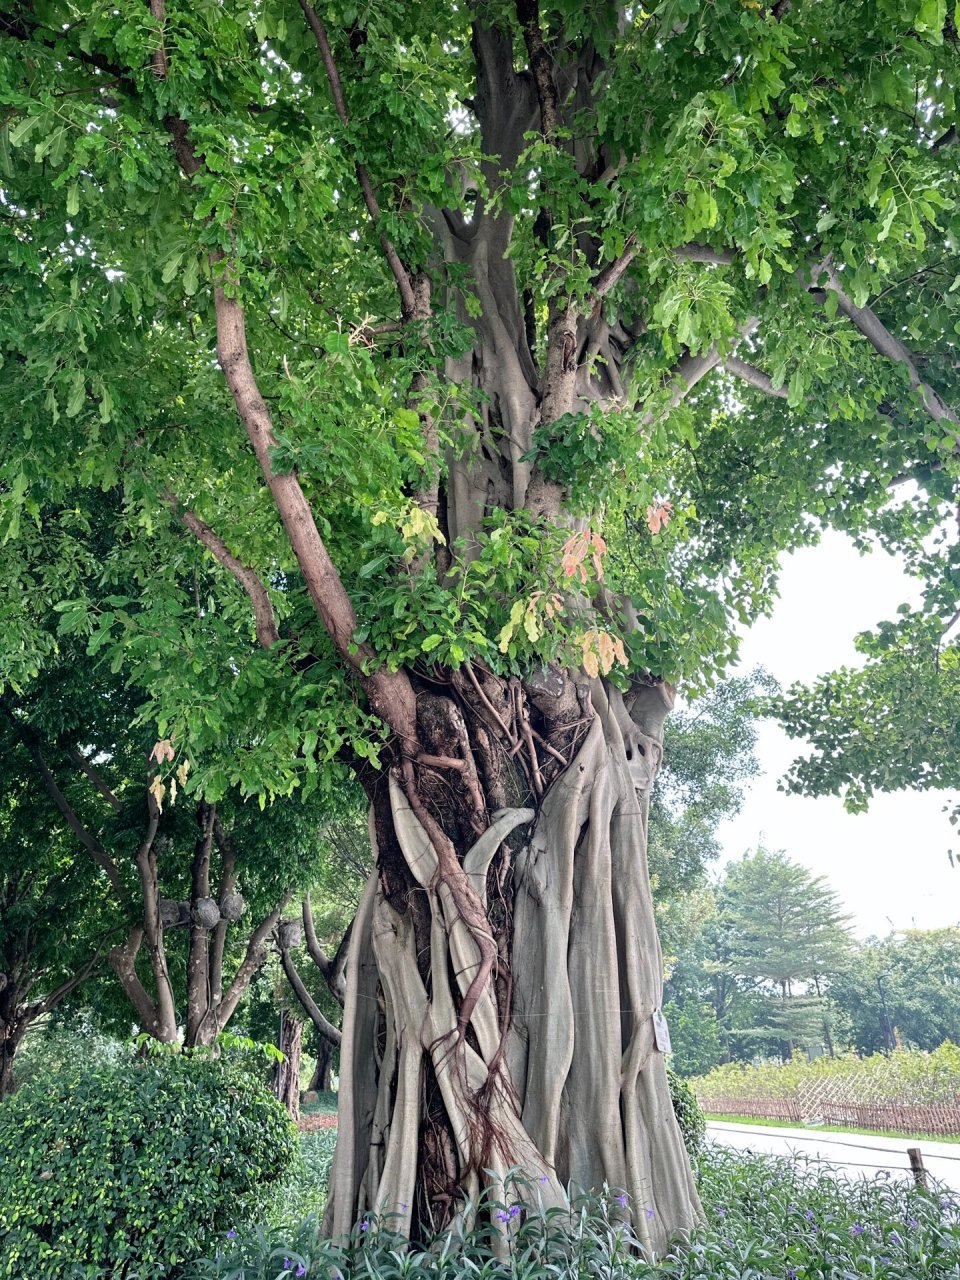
0, 1052, 295, 1279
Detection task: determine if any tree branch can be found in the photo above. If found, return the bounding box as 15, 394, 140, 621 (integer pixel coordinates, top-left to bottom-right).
302, 896, 352, 1005
817, 262, 959, 432
219, 889, 295, 1026
164, 493, 280, 648
590, 237, 637, 304
2, 708, 123, 894
108, 928, 161, 1033
66, 745, 122, 812
280, 942, 343, 1046
515, 0, 560, 142
212, 274, 419, 747
186, 802, 216, 1045
297, 1, 417, 317
210, 816, 238, 1004
724, 354, 789, 399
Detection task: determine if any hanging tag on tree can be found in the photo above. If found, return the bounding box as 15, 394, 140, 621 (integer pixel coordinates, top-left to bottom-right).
652, 1008, 672, 1053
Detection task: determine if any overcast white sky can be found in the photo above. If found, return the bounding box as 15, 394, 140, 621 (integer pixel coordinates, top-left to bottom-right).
714, 530, 959, 940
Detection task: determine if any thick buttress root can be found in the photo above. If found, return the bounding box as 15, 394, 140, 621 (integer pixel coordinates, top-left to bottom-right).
324, 679, 702, 1253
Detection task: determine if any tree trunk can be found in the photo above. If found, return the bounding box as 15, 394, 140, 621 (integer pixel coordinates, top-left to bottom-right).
274, 1012, 303, 1121
310, 1040, 333, 1094
325, 675, 701, 1251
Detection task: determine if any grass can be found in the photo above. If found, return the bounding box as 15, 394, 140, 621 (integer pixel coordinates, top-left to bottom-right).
706, 1112, 960, 1144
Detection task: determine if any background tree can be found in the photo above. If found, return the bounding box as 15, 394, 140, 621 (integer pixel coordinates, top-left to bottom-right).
709, 848, 853, 1059
2, 0, 959, 1246
0, 726, 117, 1095
828, 927, 960, 1056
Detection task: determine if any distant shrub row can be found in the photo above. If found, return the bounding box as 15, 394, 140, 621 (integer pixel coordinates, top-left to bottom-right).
694, 1042, 960, 1108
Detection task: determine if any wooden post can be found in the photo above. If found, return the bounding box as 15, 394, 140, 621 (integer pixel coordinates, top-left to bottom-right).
907, 1147, 928, 1190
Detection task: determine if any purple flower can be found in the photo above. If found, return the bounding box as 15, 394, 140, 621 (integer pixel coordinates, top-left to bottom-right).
400, 1203, 408, 1211
645, 1208, 655, 1219
359, 1220, 370, 1234
804, 1210, 815, 1221
615, 1193, 628, 1207
908, 1218, 919, 1229
283, 1262, 292, 1272
716, 1207, 727, 1218
509, 1205, 521, 1219
880, 1258, 892, 1267
495, 1210, 510, 1223
226, 1230, 237, 1240
787, 1269, 797, 1279
850, 1224, 865, 1236
538, 1174, 549, 1185
890, 1230, 903, 1246
297, 1267, 307, 1278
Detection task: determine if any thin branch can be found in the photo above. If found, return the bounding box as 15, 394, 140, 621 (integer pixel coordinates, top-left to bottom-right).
590, 237, 637, 304
164, 493, 280, 648
675, 242, 737, 265
817, 262, 959, 432
2, 708, 123, 894
515, 0, 560, 142
27, 939, 114, 1019
219, 889, 295, 1025
302, 897, 353, 1005
66, 746, 122, 812
279, 944, 343, 1046
297, 0, 417, 317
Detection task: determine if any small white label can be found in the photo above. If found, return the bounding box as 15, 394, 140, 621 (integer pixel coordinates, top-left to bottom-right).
653, 1008, 672, 1054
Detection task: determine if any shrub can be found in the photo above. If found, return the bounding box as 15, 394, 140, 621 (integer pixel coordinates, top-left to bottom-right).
0, 1050, 296, 1279
13, 1013, 124, 1090
668, 1066, 706, 1155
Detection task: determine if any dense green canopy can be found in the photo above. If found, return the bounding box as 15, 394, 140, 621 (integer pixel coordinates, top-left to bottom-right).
0, 0, 957, 791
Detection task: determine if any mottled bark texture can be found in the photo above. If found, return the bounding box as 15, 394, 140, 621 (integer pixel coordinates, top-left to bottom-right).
274, 1012, 304, 1121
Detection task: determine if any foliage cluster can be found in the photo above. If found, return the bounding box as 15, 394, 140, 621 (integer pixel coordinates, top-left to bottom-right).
693, 1042, 960, 1111
189, 1146, 960, 1280
667, 1068, 707, 1156
0, 1050, 295, 1279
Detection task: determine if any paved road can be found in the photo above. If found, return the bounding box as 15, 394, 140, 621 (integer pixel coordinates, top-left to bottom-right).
707, 1120, 960, 1193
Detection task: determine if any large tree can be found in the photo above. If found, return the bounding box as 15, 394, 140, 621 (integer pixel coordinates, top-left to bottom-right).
1, 0, 959, 1248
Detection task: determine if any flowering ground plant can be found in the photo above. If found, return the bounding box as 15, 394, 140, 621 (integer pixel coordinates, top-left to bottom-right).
189, 1146, 960, 1280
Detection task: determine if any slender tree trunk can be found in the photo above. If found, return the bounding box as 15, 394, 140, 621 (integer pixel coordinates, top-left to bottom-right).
275, 1012, 303, 1121
0, 995, 23, 1098
325, 675, 700, 1251
310, 1040, 333, 1094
